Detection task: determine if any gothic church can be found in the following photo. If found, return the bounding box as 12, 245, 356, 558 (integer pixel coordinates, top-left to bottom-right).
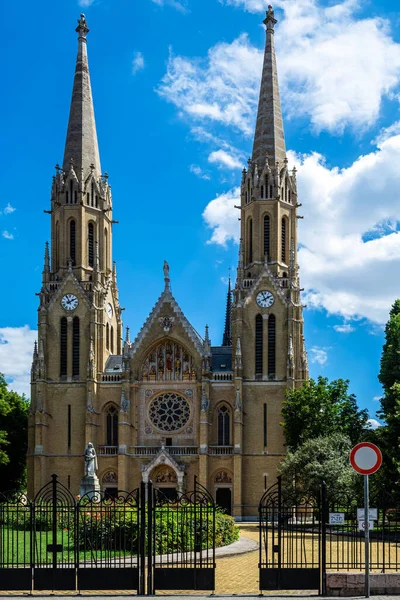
28, 7, 308, 518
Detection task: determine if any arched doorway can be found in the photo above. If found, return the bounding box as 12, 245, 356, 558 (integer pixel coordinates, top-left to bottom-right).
102, 471, 118, 499
214, 471, 232, 515
152, 465, 178, 501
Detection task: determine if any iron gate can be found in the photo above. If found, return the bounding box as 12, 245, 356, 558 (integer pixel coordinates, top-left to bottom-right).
259, 477, 321, 591
0, 474, 215, 593
151, 476, 216, 592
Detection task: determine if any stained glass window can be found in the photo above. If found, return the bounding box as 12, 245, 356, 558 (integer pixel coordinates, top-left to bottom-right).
142, 341, 196, 381
149, 393, 190, 432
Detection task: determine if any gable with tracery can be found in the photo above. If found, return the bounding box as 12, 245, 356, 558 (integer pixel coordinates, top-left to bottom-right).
141, 340, 197, 381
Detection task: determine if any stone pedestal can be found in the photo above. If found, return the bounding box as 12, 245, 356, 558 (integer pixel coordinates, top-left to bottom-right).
80, 474, 101, 500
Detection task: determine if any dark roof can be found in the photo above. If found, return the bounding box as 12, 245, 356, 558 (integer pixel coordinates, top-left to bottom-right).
211, 346, 232, 371
104, 355, 123, 372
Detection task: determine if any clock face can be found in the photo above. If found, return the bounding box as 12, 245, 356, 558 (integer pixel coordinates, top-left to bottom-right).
107, 303, 113, 318
256, 290, 274, 308
61, 294, 78, 311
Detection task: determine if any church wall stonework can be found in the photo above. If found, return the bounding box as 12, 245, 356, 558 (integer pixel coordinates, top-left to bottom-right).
27, 8, 308, 517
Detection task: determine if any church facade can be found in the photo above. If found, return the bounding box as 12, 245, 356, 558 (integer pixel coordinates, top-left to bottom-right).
28, 8, 308, 518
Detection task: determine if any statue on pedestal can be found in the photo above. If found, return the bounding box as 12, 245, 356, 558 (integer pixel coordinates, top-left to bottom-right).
84, 442, 98, 476
80, 442, 100, 500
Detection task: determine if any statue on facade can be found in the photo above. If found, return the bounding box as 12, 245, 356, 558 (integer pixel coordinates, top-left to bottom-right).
84, 442, 98, 477
163, 260, 170, 279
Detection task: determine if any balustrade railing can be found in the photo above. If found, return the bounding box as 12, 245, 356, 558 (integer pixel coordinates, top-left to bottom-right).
97, 445, 118, 455
128, 446, 198, 456
208, 446, 234, 455
102, 374, 121, 382
213, 372, 233, 381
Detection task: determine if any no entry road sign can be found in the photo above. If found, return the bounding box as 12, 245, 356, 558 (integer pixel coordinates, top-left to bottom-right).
350, 442, 382, 475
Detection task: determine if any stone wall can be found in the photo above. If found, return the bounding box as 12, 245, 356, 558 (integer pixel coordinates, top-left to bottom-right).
326, 573, 400, 596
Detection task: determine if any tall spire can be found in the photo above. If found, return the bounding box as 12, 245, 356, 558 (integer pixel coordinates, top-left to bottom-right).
222, 276, 232, 347
252, 6, 286, 167
63, 14, 101, 178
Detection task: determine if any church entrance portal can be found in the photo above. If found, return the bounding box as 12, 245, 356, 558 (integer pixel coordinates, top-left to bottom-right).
216, 487, 232, 515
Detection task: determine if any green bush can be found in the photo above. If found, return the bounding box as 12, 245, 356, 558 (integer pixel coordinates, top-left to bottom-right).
77, 504, 239, 553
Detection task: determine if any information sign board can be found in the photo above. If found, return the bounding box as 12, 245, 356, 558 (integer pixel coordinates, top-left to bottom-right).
329, 512, 345, 525
357, 508, 377, 520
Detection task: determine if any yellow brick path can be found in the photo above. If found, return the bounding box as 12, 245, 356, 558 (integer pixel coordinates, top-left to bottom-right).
215, 523, 260, 594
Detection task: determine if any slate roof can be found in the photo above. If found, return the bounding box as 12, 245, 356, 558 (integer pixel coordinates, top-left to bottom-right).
211, 346, 232, 372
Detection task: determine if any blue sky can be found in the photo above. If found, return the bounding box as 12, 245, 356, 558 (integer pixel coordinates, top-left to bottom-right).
2, 0, 400, 427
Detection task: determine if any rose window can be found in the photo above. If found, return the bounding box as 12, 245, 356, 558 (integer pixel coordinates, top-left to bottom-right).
149, 393, 190, 432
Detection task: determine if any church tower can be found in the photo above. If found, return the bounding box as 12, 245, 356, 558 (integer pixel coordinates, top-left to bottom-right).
231, 5, 308, 514
27, 9, 307, 516
28, 15, 122, 496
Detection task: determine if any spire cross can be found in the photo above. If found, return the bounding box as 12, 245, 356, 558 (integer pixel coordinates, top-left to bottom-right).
76, 13, 89, 39
264, 5, 277, 30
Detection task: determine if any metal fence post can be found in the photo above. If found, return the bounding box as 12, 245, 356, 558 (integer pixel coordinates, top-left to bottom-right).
277, 475, 282, 590
147, 481, 154, 596
321, 481, 327, 596
139, 482, 146, 595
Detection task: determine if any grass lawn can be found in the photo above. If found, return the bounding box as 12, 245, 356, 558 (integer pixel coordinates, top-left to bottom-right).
1, 526, 137, 565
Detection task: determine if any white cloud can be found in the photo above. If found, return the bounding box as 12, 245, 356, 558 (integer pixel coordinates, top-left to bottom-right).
373, 121, 400, 146
2, 231, 14, 240
203, 131, 400, 323
151, 0, 189, 13
309, 347, 328, 365
373, 396, 382, 402
202, 187, 240, 246
333, 323, 355, 333
157, 35, 262, 136
367, 418, 382, 430
290, 134, 400, 324
3, 203, 15, 215
78, 0, 95, 6
189, 164, 210, 180
208, 149, 242, 170
0, 326, 37, 398
160, 0, 400, 137
132, 52, 145, 75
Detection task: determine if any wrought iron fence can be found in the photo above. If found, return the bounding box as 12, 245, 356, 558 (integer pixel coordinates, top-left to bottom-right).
259, 477, 321, 591
326, 488, 400, 573
0, 474, 216, 594
151, 477, 216, 592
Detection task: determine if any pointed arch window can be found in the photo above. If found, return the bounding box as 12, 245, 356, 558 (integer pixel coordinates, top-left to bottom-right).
268, 314, 276, 378
106, 323, 109, 351
218, 405, 230, 446
88, 223, 94, 267
55, 221, 59, 270
281, 218, 287, 263
255, 314, 263, 377
104, 228, 108, 272
110, 325, 114, 354
60, 317, 68, 378
70, 219, 76, 266
248, 218, 253, 264
264, 215, 270, 260
72, 316, 80, 378
106, 405, 118, 446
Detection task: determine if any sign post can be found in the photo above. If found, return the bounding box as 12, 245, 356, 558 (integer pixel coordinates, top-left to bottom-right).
350, 442, 382, 599
364, 474, 370, 598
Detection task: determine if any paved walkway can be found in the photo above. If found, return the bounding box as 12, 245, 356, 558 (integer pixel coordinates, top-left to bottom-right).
0, 524, 316, 597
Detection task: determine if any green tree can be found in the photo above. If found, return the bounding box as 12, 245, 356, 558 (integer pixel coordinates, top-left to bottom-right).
377, 299, 400, 495
282, 376, 369, 450
0, 374, 29, 491
379, 299, 400, 396
279, 433, 357, 496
